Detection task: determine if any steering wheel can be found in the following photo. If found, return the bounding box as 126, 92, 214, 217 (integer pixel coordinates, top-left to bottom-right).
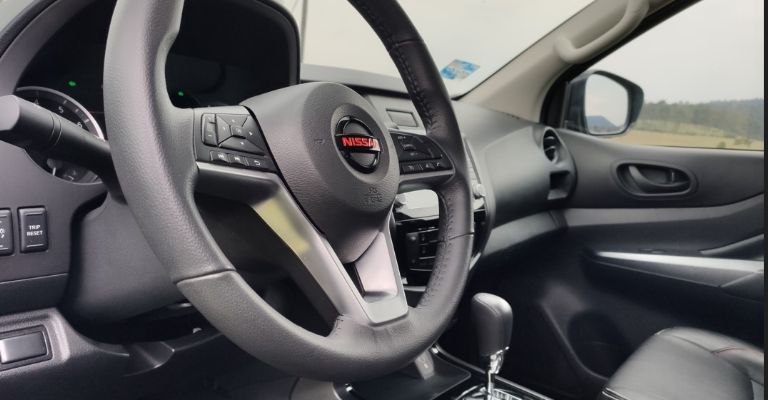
103, 0, 472, 382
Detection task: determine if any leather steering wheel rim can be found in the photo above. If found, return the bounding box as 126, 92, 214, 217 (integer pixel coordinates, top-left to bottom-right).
104, 0, 473, 382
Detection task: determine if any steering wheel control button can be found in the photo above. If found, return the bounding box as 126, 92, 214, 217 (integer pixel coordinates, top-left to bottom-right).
247, 156, 274, 171
0, 331, 47, 364
400, 159, 453, 175
242, 117, 266, 143
0, 209, 12, 255
202, 114, 218, 145
219, 137, 265, 155
336, 117, 381, 173
434, 159, 451, 170
215, 116, 233, 143
230, 125, 246, 138
391, 131, 452, 174
230, 154, 248, 167
210, 150, 231, 164
217, 114, 247, 128
18, 207, 47, 253
401, 163, 423, 174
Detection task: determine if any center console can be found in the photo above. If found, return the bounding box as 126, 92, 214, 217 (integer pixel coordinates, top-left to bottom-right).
348, 292, 550, 400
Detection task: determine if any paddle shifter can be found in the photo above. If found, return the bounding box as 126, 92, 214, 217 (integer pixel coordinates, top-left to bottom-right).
469, 293, 514, 400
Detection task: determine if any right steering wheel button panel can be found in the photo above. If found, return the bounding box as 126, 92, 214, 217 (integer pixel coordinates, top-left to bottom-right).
392, 131, 452, 174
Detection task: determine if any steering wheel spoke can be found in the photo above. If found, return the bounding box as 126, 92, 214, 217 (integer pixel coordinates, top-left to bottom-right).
196, 162, 408, 325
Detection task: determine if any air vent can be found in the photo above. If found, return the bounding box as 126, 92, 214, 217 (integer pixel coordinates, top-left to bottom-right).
542, 129, 561, 163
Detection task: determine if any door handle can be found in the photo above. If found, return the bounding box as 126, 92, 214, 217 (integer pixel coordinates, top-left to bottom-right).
617, 163, 693, 196
627, 165, 689, 193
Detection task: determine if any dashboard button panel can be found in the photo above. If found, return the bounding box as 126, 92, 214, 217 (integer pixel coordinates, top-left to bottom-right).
0, 209, 12, 256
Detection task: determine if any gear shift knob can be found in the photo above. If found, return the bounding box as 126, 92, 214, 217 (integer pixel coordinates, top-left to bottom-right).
472, 293, 513, 357
471, 293, 513, 400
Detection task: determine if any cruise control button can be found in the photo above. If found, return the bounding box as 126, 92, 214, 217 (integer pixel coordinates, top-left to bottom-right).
0, 209, 12, 255
219, 137, 265, 155
422, 161, 436, 171
216, 114, 247, 127
399, 150, 432, 161
401, 142, 418, 152
210, 150, 230, 164
401, 163, 423, 174
18, 207, 47, 253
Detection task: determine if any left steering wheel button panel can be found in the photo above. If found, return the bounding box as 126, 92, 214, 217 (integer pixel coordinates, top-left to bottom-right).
197, 110, 275, 172
18, 207, 47, 253
0, 209, 12, 255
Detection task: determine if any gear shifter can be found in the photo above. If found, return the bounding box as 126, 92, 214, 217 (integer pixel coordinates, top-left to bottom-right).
459, 293, 514, 400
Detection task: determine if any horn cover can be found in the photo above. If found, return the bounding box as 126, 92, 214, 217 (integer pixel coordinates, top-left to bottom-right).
241, 82, 399, 263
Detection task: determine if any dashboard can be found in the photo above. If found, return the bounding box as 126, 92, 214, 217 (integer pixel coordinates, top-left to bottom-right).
0, 0, 576, 323
11, 0, 296, 181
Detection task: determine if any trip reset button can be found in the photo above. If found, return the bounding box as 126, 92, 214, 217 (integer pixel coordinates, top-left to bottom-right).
19, 207, 48, 253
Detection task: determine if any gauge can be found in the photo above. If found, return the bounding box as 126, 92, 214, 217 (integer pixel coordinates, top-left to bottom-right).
15, 86, 105, 182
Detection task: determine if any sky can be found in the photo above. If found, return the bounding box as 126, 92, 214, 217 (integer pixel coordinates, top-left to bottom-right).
594, 0, 765, 103
283, 0, 764, 103
295, 0, 593, 96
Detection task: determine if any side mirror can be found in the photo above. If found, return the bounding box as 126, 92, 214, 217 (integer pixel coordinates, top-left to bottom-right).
563, 70, 644, 136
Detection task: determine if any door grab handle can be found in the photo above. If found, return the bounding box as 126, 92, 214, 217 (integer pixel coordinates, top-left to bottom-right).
626, 165, 689, 194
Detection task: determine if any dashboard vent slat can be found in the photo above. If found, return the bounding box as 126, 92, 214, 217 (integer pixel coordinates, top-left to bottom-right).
542, 129, 561, 163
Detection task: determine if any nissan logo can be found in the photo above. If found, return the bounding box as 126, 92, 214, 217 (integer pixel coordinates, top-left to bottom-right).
335, 117, 381, 173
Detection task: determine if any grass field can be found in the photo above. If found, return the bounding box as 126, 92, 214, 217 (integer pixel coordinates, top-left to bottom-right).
609, 130, 765, 151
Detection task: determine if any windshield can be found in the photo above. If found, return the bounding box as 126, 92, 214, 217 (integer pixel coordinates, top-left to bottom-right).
281, 0, 593, 97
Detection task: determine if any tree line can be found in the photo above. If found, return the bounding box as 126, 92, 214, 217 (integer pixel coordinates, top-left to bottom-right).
636, 98, 764, 141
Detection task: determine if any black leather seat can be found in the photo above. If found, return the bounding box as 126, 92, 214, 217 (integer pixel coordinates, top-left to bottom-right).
600, 327, 764, 400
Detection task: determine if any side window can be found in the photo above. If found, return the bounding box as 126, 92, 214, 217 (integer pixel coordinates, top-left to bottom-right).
592, 0, 764, 150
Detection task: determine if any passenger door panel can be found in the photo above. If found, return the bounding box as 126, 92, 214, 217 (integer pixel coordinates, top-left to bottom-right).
560, 130, 764, 208
476, 132, 764, 400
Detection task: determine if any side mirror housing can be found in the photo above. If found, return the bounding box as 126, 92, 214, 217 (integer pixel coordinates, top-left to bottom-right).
563, 70, 644, 136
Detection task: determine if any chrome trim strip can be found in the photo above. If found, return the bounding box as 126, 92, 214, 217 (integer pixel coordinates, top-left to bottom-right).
595, 252, 763, 273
